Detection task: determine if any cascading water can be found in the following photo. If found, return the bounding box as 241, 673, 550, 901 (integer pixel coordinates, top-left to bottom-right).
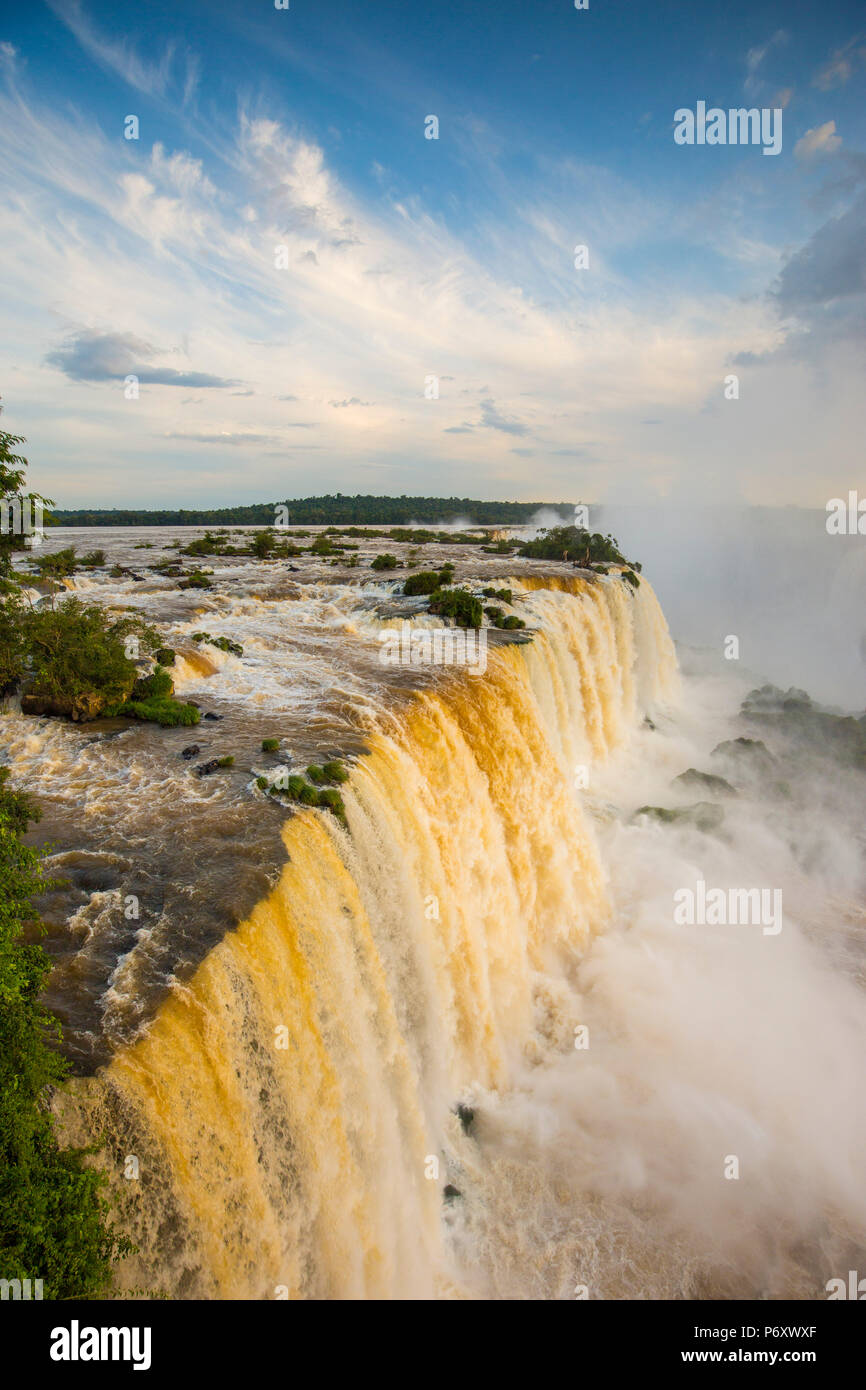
58, 573, 679, 1299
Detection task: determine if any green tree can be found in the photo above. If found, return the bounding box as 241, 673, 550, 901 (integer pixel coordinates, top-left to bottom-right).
21, 598, 159, 706
0, 770, 132, 1296
517, 525, 629, 566
0, 402, 53, 585
250, 529, 276, 559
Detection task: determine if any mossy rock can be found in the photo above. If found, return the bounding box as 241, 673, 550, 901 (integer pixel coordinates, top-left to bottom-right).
116, 698, 200, 727
318, 787, 347, 824
673, 769, 737, 797
191, 632, 243, 657
155, 647, 175, 666
636, 802, 725, 833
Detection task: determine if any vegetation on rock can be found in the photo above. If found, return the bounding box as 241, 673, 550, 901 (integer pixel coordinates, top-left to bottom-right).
0, 768, 132, 1296
427, 587, 483, 629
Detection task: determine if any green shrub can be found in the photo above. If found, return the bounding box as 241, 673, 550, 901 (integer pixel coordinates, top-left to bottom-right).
256, 775, 269, 790
371, 554, 398, 571
310, 536, 339, 556
33, 547, 77, 578
306, 765, 327, 785
321, 761, 349, 784
263, 771, 347, 824
0, 768, 132, 1296
428, 587, 482, 629
249, 529, 276, 558
178, 571, 213, 590
80, 550, 105, 568
155, 647, 175, 666
217, 755, 234, 768
262, 738, 280, 753
318, 787, 347, 824
403, 571, 442, 596
131, 665, 173, 701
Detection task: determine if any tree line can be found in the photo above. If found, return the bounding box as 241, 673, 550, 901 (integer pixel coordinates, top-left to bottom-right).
50, 496, 576, 527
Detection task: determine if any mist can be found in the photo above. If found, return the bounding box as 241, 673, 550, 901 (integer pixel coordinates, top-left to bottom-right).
595, 505, 866, 712
446, 655, 866, 1298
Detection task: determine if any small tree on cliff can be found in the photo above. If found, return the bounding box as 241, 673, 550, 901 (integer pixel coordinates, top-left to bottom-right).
0, 401, 53, 584
0, 771, 133, 1296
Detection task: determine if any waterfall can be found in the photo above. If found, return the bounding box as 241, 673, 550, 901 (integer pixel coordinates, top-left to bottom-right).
69, 577, 679, 1298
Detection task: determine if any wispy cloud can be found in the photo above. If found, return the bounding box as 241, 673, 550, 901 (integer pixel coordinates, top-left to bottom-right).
47, 0, 200, 105
813, 35, 866, 90
744, 29, 789, 97
0, 29, 861, 507
165, 430, 276, 445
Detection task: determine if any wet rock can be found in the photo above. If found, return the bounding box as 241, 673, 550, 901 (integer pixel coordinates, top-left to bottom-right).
456, 1104, 476, 1136
195, 759, 222, 777
443, 1185, 462, 1203
21, 692, 106, 722
673, 768, 737, 797
181, 745, 200, 760
635, 802, 725, 834
203, 712, 222, 721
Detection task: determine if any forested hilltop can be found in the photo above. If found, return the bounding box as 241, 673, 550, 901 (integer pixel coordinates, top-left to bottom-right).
50, 496, 575, 527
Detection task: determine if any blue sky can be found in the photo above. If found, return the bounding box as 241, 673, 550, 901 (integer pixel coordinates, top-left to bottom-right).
1, 0, 864, 506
